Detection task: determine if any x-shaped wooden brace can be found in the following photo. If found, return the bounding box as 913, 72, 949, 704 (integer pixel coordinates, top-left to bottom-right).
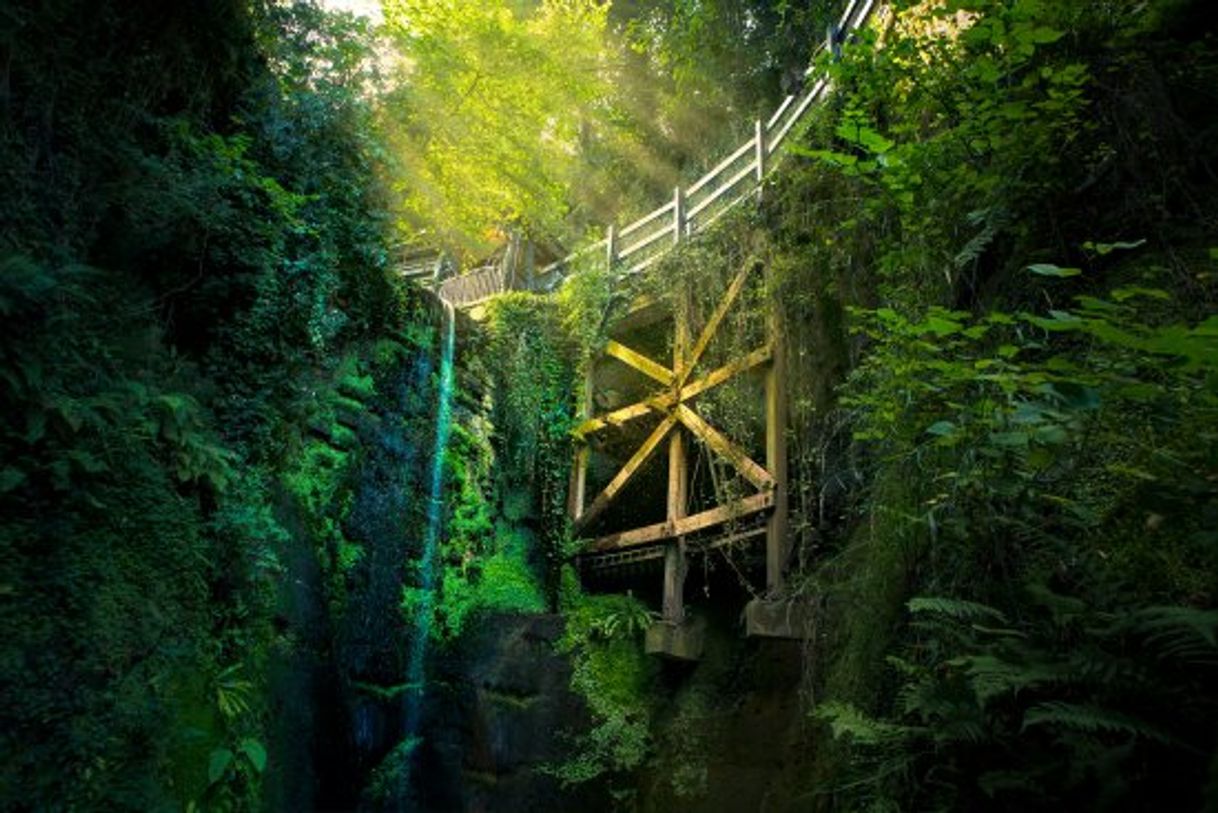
572, 261, 774, 532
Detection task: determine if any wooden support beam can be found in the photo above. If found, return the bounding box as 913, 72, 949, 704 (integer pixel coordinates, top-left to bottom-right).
576, 414, 677, 530
567, 371, 593, 521
604, 339, 674, 387
585, 492, 774, 552
675, 405, 774, 491
677, 261, 757, 387
664, 291, 691, 623
680, 343, 773, 402
765, 265, 790, 595
572, 343, 772, 439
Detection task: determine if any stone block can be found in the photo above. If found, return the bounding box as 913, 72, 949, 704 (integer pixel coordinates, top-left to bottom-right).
644, 616, 706, 661
744, 598, 814, 639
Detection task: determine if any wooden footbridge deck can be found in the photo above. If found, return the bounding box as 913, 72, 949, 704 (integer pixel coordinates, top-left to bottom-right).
421, 0, 883, 654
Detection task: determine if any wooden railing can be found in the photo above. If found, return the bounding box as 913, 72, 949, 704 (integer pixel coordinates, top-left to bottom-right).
439, 0, 879, 308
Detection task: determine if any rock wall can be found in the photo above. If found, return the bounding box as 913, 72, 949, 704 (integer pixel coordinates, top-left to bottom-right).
415, 614, 611, 812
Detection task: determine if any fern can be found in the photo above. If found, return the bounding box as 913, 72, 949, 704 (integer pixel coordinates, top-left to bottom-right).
957, 654, 1071, 702
1021, 702, 1178, 745
907, 596, 1008, 623
1130, 606, 1218, 666
816, 702, 917, 747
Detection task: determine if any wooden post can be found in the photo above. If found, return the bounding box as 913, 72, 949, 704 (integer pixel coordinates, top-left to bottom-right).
673, 186, 684, 245
764, 264, 789, 595
663, 288, 692, 623
568, 369, 593, 522
606, 224, 617, 272
755, 119, 766, 182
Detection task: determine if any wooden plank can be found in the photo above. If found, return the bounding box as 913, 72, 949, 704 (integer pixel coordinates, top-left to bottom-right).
585, 492, 774, 552
677, 261, 756, 386
676, 405, 774, 491
572, 344, 771, 439
576, 413, 677, 530
604, 339, 674, 386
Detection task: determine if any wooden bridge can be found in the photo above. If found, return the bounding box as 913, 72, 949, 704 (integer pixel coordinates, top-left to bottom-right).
417, 0, 883, 657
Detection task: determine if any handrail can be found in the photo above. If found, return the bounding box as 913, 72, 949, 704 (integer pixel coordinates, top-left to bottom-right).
687, 138, 757, 198
766, 94, 796, 130
619, 220, 676, 259
686, 160, 759, 221
438, 0, 878, 308
619, 200, 675, 240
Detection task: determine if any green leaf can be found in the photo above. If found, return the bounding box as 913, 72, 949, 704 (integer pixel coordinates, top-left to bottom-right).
989, 431, 1029, 448
208, 748, 234, 784
1027, 263, 1081, 278
926, 420, 956, 436
923, 315, 962, 336
1083, 238, 1146, 256
239, 738, 267, 773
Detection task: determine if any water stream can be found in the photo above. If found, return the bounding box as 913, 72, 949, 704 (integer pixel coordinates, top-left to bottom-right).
400, 299, 456, 801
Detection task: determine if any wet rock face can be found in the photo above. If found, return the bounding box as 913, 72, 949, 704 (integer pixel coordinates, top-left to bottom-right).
415, 613, 610, 813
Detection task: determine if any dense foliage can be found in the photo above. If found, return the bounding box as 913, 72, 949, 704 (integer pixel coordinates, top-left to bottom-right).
754, 0, 1218, 808
0, 1, 420, 807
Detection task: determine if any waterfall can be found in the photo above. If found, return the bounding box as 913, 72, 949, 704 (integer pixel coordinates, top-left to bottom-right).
400, 299, 456, 799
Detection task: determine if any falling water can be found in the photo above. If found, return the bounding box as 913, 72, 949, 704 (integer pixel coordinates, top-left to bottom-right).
399, 299, 456, 800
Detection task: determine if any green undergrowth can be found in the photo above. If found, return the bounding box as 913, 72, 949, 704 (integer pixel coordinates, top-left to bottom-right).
549, 568, 658, 791
744, 0, 1218, 809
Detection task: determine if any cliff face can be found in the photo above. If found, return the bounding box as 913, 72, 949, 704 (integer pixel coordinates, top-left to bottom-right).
416, 613, 609, 812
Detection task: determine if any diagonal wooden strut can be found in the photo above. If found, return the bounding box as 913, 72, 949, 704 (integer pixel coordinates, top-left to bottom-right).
674, 405, 774, 491
576, 413, 677, 530
676, 261, 757, 387
573, 343, 772, 439
604, 339, 674, 386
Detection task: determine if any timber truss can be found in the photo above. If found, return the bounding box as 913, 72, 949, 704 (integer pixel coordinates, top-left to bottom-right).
569, 260, 789, 629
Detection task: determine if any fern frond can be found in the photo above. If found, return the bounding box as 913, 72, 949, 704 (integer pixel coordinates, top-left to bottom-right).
960, 654, 1072, 702
815, 701, 919, 747
1131, 606, 1218, 666
908, 596, 1007, 624
1021, 702, 1177, 745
